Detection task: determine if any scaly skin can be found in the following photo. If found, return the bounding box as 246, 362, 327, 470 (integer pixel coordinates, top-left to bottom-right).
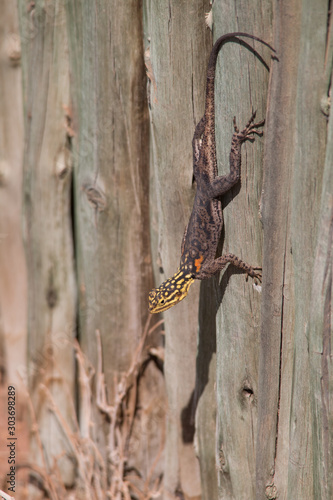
149, 33, 274, 314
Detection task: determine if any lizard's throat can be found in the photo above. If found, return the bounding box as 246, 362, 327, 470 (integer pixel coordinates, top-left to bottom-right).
148, 269, 195, 313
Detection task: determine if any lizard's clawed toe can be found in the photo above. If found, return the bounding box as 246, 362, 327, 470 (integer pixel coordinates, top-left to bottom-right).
253, 118, 265, 127
245, 110, 257, 128
245, 266, 262, 284
241, 115, 265, 141
234, 111, 265, 140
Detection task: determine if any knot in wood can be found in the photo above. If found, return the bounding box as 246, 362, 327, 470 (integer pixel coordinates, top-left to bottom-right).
46, 287, 58, 308
82, 183, 107, 212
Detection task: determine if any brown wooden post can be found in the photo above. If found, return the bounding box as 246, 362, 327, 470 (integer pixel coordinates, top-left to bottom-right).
0, 0, 27, 402
65, 0, 165, 491
17, 0, 76, 485
144, 0, 211, 497
212, 2, 273, 498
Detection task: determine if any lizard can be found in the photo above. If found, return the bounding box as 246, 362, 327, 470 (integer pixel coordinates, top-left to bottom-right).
148, 32, 274, 314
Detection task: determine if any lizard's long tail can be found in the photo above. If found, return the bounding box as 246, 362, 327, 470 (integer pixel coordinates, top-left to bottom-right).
204, 32, 275, 130
207, 32, 275, 80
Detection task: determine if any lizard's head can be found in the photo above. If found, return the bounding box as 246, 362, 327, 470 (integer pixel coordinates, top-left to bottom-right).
148, 268, 195, 314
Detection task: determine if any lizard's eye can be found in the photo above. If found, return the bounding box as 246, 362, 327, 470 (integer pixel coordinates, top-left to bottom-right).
160, 299, 165, 304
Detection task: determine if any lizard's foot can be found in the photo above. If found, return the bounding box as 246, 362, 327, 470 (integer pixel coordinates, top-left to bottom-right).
245, 266, 262, 284
233, 111, 265, 142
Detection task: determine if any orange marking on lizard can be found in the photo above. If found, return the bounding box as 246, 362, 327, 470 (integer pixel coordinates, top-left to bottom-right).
194, 255, 204, 272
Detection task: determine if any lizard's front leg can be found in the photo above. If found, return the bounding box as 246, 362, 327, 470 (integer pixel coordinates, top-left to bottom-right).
210, 111, 264, 198
196, 253, 261, 282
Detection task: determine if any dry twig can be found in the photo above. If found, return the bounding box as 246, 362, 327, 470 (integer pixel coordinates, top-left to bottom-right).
16, 316, 165, 499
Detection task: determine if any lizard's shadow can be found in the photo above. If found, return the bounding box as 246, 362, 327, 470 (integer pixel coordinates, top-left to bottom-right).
181, 255, 246, 443
220, 183, 241, 211
181, 193, 249, 443
194, 224, 242, 402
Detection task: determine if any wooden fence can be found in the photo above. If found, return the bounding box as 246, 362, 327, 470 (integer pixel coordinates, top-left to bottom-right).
0, 0, 332, 499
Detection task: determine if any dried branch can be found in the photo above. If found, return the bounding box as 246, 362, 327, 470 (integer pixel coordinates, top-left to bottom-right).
94, 317, 164, 499
0, 489, 15, 500
17, 316, 165, 499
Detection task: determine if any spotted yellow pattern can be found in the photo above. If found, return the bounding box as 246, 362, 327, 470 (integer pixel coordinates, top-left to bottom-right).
148, 268, 194, 313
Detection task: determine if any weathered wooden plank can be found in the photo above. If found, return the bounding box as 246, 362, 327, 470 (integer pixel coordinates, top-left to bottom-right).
65, 0, 164, 491
308, 109, 333, 499
307, 15, 333, 496
17, 0, 76, 484
288, 0, 328, 498
255, 1, 301, 498
66, 0, 153, 390
212, 1, 273, 498
144, 0, 211, 497
0, 0, 27, 400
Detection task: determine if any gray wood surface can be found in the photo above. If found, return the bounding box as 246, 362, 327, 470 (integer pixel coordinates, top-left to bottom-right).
211, 2, 273, 499
308, 108, 333, 500
144, 0, 211, 497
287, 0, 329, 498
17, 0, 76, 484
65, 0, 164, 490
258, 0, 331, 498
256, 1, 300, 497
66, 0, 152, 385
